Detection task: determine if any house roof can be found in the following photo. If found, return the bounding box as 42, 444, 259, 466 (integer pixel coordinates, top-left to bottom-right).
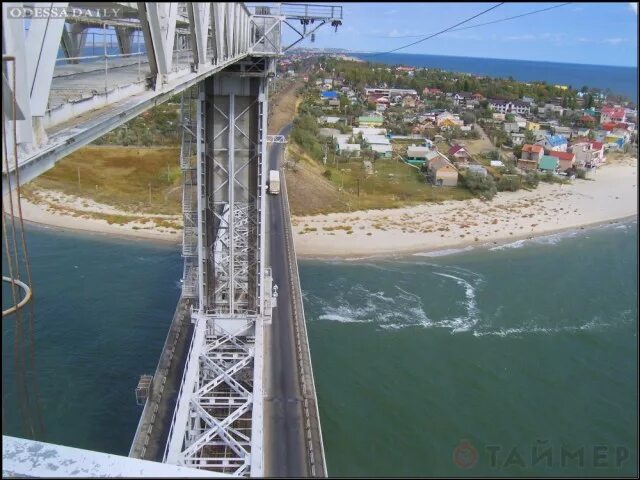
447, 145, 466, 155
321, 91, 339, 99
601, 106, 625, 118
548, 151, 575, 161
358, 116, 384, 124
545, 134, 567, 146
538, 155, 559, 170
429, 154, 457, 171
522, 144, 544, 153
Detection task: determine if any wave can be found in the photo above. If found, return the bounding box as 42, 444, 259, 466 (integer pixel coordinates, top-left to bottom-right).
413, 246, 475, 257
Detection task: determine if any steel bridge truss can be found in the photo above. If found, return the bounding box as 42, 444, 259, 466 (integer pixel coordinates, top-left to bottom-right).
166, 63, 270, 476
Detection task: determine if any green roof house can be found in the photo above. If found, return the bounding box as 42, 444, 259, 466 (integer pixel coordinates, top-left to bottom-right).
358, 116, 384, 127
538, 155, 559, 172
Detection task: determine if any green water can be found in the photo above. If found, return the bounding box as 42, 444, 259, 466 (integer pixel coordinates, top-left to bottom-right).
2, 220, 637, 477
301, 221, 638, 476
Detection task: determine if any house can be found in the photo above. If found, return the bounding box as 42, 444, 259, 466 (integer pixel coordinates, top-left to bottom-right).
604, 133, 626, 150
512, 115, 527, 129
328, 98, 340, 108
571, 140, 605, 167
538, 155, 559, 172
320, 91, 339, 101
553, 126, 573, 138
467, 164, 487, 177
511, 132, 525, 145
353, 127, 387, 136
402, 95, 417, 108
448, 144, 470, 162
428, 154, 459, 186
600, 106, 626, 123
436, 111, 463, 128
493, 113, 506, 121
338, 143, 361, 157
537, 134, 568, 152
320, 116, 343, 125
453, 92, 474, 107
423, 87, 442, 97
488, 99, 531, 115
548, 151, 576, 172
503, 122, 520, 133
358, 116, 384, 127
518, 144, 544, 170
526, 120, 540, 131
363, 134, 392, 158
406, 145, 431, 166
577, 127, 591, 137
543, 103, 564, 116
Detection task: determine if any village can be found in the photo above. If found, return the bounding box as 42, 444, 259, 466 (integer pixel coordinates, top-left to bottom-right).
278, 54, 637, 205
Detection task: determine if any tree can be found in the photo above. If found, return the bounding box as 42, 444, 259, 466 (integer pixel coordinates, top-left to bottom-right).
513, 144, 523, 159
524, 129, 536, 144
463, 173, 497, 200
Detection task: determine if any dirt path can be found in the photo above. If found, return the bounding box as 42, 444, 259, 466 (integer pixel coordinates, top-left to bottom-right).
268, 79, 304, 135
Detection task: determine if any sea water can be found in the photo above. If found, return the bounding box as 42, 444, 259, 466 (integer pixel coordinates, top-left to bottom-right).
2, 220, 637, 476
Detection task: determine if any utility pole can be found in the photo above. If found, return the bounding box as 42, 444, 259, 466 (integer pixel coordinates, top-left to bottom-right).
77, 167, 81, 190
167, 163, 170, 182
148, 183, 151, 205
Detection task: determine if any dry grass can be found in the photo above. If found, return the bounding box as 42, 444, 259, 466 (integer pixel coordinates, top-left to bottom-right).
23, 145, 182, 215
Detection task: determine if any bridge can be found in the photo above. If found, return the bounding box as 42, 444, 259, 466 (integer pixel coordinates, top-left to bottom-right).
2, 2, 342, 477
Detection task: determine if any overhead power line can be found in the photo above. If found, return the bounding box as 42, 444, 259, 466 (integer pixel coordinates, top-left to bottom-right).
365, 2, 572, 39
361, 3, 505, 57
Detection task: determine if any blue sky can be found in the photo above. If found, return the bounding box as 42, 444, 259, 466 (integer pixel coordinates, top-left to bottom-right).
281, 2, 638, 67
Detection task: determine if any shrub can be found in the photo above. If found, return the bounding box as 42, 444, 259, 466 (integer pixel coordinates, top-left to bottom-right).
497, 175, 521, 192
522, 170, 539, 188
323, 169, 332, 180
463, 173, 497, 200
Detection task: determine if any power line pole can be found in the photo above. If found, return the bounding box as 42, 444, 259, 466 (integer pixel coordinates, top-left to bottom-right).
77, 167, 81, 190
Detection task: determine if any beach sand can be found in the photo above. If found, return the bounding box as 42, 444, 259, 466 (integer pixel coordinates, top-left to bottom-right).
292, 160, 638, 258
7, 159, 637, 254
5, 189, 181, 244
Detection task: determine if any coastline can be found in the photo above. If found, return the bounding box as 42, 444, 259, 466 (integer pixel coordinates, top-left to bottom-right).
9, 160, 637, 257
292, 160, 638, 259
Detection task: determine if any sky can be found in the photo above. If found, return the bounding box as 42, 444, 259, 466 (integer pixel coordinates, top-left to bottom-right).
280, 2, 639, 67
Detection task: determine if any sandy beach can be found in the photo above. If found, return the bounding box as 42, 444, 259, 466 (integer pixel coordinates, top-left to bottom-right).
7, 158, 637, 253
292, 160, 638, 258
6, 189, 182, 244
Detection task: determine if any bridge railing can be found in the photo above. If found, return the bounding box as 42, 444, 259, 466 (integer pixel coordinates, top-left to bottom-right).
279, 169, 328, 477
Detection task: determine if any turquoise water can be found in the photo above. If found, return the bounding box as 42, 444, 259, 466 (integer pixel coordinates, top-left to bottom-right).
2, 220, 638, 476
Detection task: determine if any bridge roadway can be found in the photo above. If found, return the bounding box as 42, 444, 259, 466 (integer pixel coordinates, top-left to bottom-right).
263, 123, 308, 476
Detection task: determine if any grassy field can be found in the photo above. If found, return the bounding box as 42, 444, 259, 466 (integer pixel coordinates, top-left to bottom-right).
23, 145, 182, 215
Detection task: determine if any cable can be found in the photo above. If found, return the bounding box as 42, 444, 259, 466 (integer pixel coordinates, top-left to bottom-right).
365, 3, 572, 39
361, 3, 505, 58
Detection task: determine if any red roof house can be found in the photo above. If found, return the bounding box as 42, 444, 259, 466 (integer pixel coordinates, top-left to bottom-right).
548, 151, 576, 171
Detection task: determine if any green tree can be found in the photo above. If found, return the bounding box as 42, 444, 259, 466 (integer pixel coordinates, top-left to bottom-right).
463, 173, 497, 200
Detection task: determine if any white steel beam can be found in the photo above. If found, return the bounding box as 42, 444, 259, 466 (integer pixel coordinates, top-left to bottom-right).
24, 2, 68, 116
188, 3, 211, 69
141, 2, 178, 81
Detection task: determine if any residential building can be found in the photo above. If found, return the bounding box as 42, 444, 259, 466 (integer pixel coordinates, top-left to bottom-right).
526, 120, 540, 131
511, 132, 525, 145
543, 103, 564, 116
571, 140, 605, 167
503, 122, 520, 133
518, 143, 544, 170
402, 95, 417, 108
448, 144, 470, 162
538, 155, 559, 172
358, 116, 384, 127
320, 116, 343, 124
467, 164, 487, 177
553, 126, 573, 138
406, 145, 431, 166
423, 87, 442, 97
600, 106, 626, 123
488, 99, 531, 115
320, 91, 339, 101
436, 111, 463, 128
353, 127, 387, 136
537, 134, 568, 152
428, 154, 459, 186
364, 134, 392, 158
548, 151, 576, 171
453, 92, 474, 106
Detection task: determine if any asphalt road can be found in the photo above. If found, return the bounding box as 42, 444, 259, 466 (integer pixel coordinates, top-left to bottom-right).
263, 123, 309, 477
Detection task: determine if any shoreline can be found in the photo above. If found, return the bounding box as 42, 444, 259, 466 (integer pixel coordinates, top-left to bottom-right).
10, 160, 638, 259
294, 214, 638, 261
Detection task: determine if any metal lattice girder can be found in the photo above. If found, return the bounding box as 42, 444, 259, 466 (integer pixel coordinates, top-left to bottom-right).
165, 317, 257, 476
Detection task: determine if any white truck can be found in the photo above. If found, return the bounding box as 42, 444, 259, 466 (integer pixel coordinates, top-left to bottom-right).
268, 169, 280, 194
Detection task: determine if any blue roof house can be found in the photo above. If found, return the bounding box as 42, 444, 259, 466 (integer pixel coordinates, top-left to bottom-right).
320, 91, 339, 100
537, 134, 568, 153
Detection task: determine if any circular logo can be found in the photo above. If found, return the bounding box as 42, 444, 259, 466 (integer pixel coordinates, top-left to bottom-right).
453, 439, 478, 469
